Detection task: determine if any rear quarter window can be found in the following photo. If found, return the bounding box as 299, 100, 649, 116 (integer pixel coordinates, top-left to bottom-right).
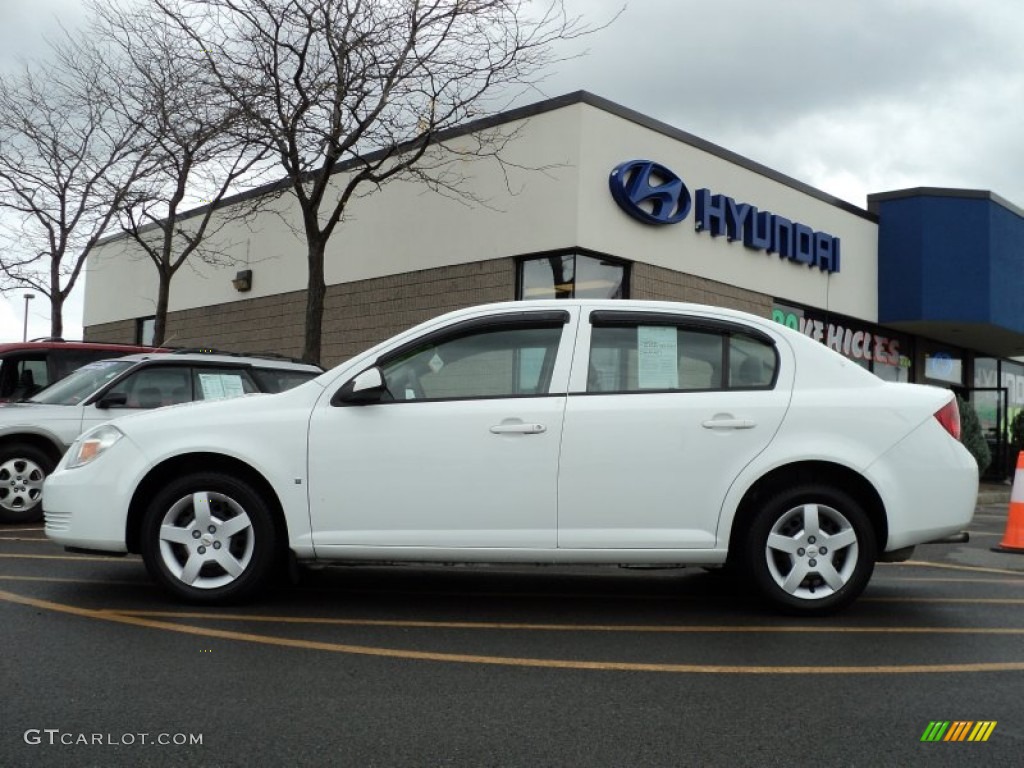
250, 368, 320, 393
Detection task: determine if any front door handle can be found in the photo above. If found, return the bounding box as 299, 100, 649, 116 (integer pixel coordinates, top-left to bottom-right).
701, 418, 756, 430
490, 423, 547, 435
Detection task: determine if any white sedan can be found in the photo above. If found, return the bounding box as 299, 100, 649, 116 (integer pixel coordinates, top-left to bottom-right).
43, 300, 978, 614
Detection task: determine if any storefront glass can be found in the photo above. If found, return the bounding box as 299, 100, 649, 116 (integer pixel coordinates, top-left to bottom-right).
922, 346, 964, 386
771, 301, 912, 381
519, 253, 626, 300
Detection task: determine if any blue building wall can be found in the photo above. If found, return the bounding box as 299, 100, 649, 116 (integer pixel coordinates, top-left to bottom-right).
875, 191, 1024, 333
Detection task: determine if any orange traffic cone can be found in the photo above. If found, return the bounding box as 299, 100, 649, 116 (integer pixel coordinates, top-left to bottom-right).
994, 451, 1024, 554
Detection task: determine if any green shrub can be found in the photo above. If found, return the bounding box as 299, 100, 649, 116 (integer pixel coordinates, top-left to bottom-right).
1011, 410, 1024, 451
957, 394, 991, 475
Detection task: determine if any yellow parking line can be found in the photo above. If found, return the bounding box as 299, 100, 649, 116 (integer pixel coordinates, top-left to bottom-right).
863, 597, 1024, 604
107, 609, 1024, 635
0, 553, 139, 562
885, 561, 1024, 576
0, 537, 50, 542
0, 527, 45, 532
0, 575, 145, 586
1, 587, 1023, 674
873, 577, 1024, 584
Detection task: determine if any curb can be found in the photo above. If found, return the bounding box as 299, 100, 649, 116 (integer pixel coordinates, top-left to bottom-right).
977, 490, 1011, 506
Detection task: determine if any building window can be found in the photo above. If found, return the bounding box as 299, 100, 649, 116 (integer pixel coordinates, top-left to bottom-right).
136, 316, 155, 346
922, 344, 964, 386
518, 253, 627, 300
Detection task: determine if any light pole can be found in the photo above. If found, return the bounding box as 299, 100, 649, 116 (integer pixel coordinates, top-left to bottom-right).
22, 292, 34, 342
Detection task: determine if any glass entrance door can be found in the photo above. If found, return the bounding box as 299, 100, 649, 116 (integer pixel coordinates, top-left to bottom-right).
968, 387, 1009, 481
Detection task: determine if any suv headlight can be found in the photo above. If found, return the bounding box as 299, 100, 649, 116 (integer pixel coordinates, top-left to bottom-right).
66, 425, 124, 469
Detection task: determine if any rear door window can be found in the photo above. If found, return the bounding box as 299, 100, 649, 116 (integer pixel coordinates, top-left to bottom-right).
586, 313, 778, 393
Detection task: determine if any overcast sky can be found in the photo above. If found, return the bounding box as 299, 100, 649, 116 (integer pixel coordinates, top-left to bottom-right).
2, 0, 1023, 341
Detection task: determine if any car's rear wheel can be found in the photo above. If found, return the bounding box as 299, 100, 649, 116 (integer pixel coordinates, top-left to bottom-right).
140, 472, 277, 603
743, 484, 876, 615
0, 443, 55, 524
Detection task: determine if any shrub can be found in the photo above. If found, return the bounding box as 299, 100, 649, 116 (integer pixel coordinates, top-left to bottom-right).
957, 394, 991, 475
1011, 410, 1024, 452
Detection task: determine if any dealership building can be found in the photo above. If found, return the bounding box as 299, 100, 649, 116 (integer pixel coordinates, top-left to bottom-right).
84, 92, 1024, 477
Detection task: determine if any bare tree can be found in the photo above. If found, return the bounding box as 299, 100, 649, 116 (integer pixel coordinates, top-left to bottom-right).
0, 40, 151, 338
155, 0, 594, 364
90, 1, 275, 345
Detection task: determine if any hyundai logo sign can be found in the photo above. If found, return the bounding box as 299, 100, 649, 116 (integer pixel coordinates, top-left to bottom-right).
609, 160, 691, 225
609, 159, 841, 273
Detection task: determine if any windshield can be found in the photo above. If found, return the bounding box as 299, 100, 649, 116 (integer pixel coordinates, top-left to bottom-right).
28, 360, 136, 405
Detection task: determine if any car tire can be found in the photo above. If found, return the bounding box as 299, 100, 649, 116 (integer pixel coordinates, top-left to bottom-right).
742, 484, 877, 615
140, 472, 278, 603
0, 442, 56, 524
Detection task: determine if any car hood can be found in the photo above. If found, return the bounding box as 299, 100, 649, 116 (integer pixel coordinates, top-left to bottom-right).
0, 402, 82, 429
103, 385, 321, 439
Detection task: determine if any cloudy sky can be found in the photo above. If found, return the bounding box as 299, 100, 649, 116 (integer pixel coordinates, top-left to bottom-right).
2, 0, 1023, 341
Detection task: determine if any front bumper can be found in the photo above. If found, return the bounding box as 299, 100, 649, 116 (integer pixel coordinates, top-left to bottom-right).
43, 437, 148, 553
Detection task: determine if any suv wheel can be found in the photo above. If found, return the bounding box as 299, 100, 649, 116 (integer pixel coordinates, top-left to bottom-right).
743, 484, 877, 615
0, 443, 55, 524
140, 472, 278, 603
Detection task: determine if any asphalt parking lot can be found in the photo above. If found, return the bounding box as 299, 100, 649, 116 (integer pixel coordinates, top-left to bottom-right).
2, 501, 1023, 768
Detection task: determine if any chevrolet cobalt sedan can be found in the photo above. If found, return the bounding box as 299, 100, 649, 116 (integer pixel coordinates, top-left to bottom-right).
43, 301, 978, 613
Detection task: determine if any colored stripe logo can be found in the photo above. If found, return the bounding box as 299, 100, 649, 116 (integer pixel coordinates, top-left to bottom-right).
921, 721, 997, 742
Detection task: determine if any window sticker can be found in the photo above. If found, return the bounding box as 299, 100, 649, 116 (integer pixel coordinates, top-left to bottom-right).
637, 326, 678, 389
198, 373, 246, 400
428, 352, 444, 373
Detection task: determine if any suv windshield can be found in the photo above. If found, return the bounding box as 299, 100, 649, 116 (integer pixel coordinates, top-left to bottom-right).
29, 360, 136, 405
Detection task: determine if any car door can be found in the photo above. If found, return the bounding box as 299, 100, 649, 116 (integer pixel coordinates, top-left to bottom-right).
557, 308, 793, 549
307, 308, 577, 551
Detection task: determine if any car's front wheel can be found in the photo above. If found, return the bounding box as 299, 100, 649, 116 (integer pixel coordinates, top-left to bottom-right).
0, 443, 56, 524
743, 485, 877, 615
140, 472, 278, 603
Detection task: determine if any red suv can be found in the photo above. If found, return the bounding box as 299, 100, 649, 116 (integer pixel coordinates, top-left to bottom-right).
0, 340, 163, 402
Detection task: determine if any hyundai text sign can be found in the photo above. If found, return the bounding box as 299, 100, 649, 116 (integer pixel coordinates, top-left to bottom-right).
609, 159, 841, 273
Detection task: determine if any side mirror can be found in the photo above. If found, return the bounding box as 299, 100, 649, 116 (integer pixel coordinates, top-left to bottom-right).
333, 367, 388, 405
95, 392, 128, 409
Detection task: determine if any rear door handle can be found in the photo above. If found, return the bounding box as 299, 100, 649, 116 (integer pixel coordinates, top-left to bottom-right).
490, 423, 547, 435
701, 418, 756, 430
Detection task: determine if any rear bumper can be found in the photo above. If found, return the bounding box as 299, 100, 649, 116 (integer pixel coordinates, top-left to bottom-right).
866, 417, 979, 551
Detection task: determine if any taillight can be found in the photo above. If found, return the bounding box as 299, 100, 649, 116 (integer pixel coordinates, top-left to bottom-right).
934, 399, 961, 441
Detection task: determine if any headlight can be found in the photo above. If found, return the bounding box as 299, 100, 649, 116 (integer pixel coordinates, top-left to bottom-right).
66, 425, 124, 469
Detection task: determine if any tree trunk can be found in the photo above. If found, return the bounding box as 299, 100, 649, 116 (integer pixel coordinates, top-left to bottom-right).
49, 293, 64, 339
302, 237, 327, 366
152, 271, 172, 346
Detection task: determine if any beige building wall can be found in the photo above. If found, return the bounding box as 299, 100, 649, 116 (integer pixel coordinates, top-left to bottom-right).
83, 93, 871, 363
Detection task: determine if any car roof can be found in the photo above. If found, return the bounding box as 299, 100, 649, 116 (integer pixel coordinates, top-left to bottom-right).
0, 341, 162, 354
100, 351, 322, 372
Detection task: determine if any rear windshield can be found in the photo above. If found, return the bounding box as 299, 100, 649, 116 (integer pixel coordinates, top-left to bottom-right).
29, 360, 135, 405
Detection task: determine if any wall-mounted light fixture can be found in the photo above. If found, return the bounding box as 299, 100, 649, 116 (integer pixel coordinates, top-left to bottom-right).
232, 269, 252, 292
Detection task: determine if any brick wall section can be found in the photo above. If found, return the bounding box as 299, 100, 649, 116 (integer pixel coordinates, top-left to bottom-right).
85, 319, 137, 345
631, 262, 773, 317
86, 258, 516, 367
320, 258, 515, 365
